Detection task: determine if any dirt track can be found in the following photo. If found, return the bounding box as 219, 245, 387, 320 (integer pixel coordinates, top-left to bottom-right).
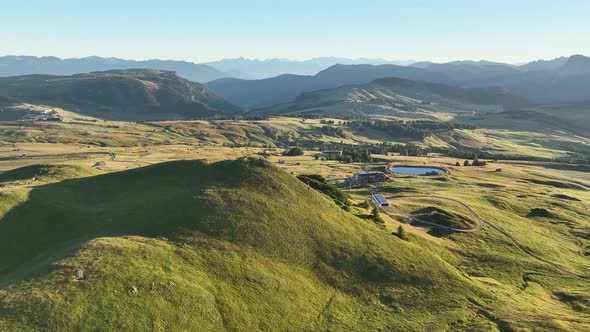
382, 194, 589, 280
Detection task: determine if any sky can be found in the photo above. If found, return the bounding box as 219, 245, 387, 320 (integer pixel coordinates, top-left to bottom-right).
1, 0, 589, 64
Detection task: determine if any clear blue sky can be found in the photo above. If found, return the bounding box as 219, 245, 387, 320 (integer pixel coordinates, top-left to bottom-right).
1, 0, 589, 63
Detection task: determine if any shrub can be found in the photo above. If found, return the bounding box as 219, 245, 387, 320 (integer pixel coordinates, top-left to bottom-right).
283, 147, 304, 156
297, 174, 351, 206
372, 207, 385, 223
397, 225, 409, 241
358, 199, 370, 209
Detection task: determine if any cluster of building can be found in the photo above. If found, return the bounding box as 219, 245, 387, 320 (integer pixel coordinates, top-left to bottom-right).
21, 109, 64, 122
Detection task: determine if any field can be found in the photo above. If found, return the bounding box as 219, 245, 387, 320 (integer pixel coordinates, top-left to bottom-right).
0, 108, 588, 330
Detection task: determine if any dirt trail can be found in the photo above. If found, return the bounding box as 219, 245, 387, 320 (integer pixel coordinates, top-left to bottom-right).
382, 194, 589, 280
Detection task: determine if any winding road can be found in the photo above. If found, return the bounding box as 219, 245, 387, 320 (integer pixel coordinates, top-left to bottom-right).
380, 194, 589, 280
384, 195, 485, 233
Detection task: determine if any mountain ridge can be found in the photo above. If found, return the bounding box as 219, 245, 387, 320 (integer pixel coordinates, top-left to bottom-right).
0, 69, 240, 120
256, 76, 530, 117
0, 55, 230, 83
209, 55, 590, 108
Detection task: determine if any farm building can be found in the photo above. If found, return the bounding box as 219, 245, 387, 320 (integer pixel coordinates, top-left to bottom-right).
350, 171, 389, 185
372, 194, 389, 207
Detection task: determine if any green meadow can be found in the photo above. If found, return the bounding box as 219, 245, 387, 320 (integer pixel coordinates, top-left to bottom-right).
0, 110, 588, 330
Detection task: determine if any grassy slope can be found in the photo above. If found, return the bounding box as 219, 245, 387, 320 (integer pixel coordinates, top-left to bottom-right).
0, 69, 239, 120
0, 159, 495, 331
2, 103, 588, 166
365, 156, 590, 330
257, 77, 526, 120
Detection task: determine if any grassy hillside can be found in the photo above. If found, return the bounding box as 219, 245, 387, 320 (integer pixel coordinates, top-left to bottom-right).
0, 69, 239, 120
258, 77, 529, 119
0, 157, 588, 330
0, 158, 502, 331
0, 109, 587, 178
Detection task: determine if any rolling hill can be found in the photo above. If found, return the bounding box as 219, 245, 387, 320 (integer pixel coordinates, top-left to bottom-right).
0, 158, 498, 331
0, 69, 240, 120
0, 158, 587, 330
410, 60, 522, 81
0, 56, 230, 83
256, 77, 530, 118
464, 55, 590, 104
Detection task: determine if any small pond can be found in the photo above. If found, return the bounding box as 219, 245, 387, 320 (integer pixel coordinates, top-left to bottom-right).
391, 166, 446, 175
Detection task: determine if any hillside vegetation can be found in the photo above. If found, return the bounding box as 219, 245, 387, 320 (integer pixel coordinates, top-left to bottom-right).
259, 77, 529, 119
0, 158, 506, 330
0, 69, 239, 120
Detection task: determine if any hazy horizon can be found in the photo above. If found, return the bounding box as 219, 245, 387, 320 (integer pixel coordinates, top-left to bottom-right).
1, 53, 586, 67
2, 0, 589, 64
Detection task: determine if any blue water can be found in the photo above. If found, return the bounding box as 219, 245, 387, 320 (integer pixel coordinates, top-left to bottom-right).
392, 166, 445, 175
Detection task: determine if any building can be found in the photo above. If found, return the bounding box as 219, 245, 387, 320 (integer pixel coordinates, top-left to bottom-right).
320, 150, 343, 159
350, 171, 389, 185
21, 109, 64, 122
372, 194, 389, 207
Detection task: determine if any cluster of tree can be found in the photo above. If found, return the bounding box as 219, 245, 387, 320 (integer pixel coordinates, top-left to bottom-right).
282, 147, 304, 156
457, 158, 487, 166
446, 149, 552, 162
367, 142, 442, 156
345, 120, 476, 140
346, 120, 431, 139
205, 114, 270, 121
339, 146, 372, 163
274, 130, 298, 146
296, 174, 351, 208
371, 206, 385, 224
319, 125, 346, 138
309, 141, 439, 162
293, 139, 588, 165
286, 113, 325, 119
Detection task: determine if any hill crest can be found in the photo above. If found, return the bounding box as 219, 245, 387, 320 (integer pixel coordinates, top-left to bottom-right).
0, 69, 240, 120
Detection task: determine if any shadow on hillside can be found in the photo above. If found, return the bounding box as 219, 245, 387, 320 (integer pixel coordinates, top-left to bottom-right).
0, 159, 249, 286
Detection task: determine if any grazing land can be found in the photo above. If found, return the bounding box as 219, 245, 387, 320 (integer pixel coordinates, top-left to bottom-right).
0, 104, 588, 330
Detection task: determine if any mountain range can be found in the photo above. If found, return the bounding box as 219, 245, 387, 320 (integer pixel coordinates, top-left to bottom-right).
0, 56, 228, 83
0, 56, 415, 82
1, 54, 589, 114
207, 55, 590, 108
204, 57, 416, 79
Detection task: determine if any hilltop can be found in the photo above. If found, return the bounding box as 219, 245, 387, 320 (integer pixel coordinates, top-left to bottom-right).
0, 69, 240, 120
